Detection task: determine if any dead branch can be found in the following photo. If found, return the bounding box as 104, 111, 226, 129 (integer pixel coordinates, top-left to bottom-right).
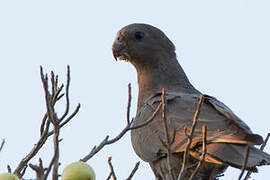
21, 165, 28, 178
13, 115, 50, 177
41, 70, 61, 180
126, 83, 132, 124
42, 155, 56, 180
106, 172, 113, 180
260, 133, 270, 150
80, 121, 136, 162
129, 102, 162, 130
80, 118, 134, 162
177, 95, 204, 180
0, 139, 5, 152
13, 66, 80, 179
29, 158, 46, 180
243, 133, 270, 180
59, 66, 70, 121
40, 114, 48, 136
107, 156, 117, 180
238, 145, 250, 180
189, 125, 207, 180
52, 132, 60, 180
81, 110, 160, 161
81, 84, 162, 162
126, 162, 140, 180
160, 88, 175, 180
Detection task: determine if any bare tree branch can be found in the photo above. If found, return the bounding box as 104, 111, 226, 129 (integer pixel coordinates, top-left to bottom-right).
126, 83, 132, 124
243, 133, 270, 180
108, 156, 117, 180
129, 102, 162, 130
80, 104, 161, 162
160, 88, 175, 180
238, 145, 250, 180
81, 84, 161, 162
260, 133, 270, 150
40, 114, 48, 136
41, 69, 61, 180
60, 66, 70, 121
52, 125, 60, 180
20, 165, 28, 178
126, 162, 140, 180
0, 139, 5, 152
106, 172, 113, 180
13, 115, 50, 177
13, 66, 80, 179
29, 158, 46, 180
189, 125, 207, 180
177, 95, 204, 180
43, 153, 57, 180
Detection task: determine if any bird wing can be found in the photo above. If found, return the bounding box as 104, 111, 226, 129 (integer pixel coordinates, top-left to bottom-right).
190, 142, 270, 170
131, 91, 264, 163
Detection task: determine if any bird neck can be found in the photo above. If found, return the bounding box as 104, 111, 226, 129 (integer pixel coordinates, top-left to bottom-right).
135, 57, 198, 107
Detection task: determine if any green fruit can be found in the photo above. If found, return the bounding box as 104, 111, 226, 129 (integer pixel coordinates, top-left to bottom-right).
61, 161, 95, 180
0, 173, 19, 180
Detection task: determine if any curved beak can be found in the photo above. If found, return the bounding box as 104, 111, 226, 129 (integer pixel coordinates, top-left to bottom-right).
113, 48, 118, 61
112, 35, 129, 61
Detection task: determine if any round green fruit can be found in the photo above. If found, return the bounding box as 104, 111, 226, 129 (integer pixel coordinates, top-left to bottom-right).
0, 173, 19, 180
61, 161, 95, 180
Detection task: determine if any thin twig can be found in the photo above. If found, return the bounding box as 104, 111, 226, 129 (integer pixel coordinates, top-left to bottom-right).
13, 116, 50, 177
52, 84, 64, 104
126, 83, 132, 124
108, 157, 117, 180
238, 145, 250, 180
40, 114, 48, 136
243, 133, 270, 180
51, 71, 56, 95
44, 103, 80, 139
80, 125, 131, 162
0, 139, 5, 152
106, 172, 113, 180
60, 65, 70, 121
29, 158, 46, 180
177, 95, 204, 180
58, 104, 81, 128
42, 70, 55, 125
81, 85, 161, 162
161, 88, 175, 180
126, 162, 140, 180
130, 102, 162, 130
260, 133, 270, 150
20, 165, 28, 178
189, 125, 207, 180
43, 152, 57, 180
81, 103, 161, 162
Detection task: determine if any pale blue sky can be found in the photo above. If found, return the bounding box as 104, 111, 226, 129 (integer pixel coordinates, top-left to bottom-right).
0, 0, 270, 179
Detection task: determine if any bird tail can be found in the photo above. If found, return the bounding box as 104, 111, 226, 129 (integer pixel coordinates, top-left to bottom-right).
191, 143, 270, 172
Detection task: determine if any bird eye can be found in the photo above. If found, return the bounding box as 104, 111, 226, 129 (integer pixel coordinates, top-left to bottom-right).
134, 31, 144, 40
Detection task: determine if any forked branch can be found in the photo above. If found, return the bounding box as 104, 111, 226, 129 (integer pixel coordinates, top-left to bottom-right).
13, 66, 80, 179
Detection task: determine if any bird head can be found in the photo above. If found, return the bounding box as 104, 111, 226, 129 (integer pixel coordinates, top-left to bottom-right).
112, 23, 176, 67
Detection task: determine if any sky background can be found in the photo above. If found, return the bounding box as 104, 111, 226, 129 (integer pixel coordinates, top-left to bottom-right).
0, 0, 270, 179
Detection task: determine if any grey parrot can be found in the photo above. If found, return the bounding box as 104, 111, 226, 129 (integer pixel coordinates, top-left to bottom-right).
112, 23, 270, 180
